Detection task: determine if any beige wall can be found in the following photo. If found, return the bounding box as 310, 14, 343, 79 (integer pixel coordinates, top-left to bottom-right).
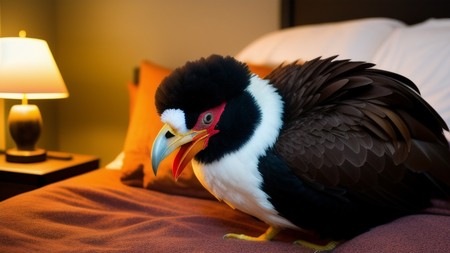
1, 0, 279, 165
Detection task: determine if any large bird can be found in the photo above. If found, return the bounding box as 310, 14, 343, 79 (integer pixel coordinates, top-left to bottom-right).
151, 55, 450, 250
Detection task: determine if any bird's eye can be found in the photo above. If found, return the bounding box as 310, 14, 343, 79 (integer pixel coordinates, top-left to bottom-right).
202, 113, 214, 125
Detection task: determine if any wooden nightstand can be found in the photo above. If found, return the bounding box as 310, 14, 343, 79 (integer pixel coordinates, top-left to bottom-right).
0, 152, 100, 201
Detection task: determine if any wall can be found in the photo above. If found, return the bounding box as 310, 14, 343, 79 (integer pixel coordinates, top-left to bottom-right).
55, 0, 280, 165
1, 0, 279, 165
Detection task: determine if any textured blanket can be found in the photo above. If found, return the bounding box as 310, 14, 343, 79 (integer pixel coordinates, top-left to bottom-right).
1, 169, 449, 253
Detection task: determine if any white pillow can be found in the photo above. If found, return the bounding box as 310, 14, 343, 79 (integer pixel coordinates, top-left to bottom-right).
372, 19, 450, 140
105, 152, 124, 170
236, 18, 404, 65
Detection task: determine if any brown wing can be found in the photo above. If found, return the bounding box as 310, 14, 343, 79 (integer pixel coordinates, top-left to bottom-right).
267, 56, 450, 205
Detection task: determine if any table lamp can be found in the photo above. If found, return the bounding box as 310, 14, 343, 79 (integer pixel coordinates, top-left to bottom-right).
0, 36, 69, 163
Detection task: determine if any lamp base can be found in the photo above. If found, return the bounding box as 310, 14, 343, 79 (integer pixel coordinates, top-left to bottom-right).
6, 148, 47, 163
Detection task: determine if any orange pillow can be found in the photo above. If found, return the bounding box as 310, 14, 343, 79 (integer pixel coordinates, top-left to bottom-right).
247, 63, 274, 77
121, 59, 273, 199
127, 82, 138, 122
121, 60, 212, 198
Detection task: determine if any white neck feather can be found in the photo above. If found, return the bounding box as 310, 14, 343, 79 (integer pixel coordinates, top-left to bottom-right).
192, 75, 296, 229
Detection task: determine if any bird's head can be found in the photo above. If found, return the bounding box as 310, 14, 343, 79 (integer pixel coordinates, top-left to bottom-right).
151, 55, 262, 179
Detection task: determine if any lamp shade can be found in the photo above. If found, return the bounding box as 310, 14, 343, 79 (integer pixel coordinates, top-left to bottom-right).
0, 37, 68, 99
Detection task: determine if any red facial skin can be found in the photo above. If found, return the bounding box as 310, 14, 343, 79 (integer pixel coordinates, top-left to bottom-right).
172, 102, 226, 179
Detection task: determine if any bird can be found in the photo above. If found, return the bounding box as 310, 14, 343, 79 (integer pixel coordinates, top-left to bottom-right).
151, 54, 450, 250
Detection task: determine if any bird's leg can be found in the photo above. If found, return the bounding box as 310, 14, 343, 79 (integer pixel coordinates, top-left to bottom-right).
294, 239, 341, 252
223, 226, 280, 242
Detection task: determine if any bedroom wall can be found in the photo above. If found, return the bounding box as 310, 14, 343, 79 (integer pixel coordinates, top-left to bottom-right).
0, 0, 279, 165
54, 0, 280, 165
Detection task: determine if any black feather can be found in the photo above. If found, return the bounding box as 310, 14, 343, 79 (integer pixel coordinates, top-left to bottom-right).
155, 54, 251, 126
196, 91, 261, 164
264, 56, 450, 239
155, 55, 450, 241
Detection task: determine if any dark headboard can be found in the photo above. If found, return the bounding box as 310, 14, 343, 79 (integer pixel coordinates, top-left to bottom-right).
281, 0, 450, 28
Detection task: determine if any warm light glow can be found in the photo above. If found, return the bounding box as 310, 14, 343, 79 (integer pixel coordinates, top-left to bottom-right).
0, 37, 69, 100
8, 104, 42, 122
19, 30, 27, 38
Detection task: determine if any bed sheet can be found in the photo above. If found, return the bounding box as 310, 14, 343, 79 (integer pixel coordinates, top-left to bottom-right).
0, 169, 305, 253
1, 169, 449, 253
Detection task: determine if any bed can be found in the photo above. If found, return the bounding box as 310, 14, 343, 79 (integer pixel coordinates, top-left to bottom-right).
1, 1, 450, 252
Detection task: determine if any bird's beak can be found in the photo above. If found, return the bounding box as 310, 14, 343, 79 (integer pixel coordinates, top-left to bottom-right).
151, 123, 209, 180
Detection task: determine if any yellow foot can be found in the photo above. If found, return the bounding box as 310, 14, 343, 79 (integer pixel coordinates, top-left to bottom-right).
224, 226, 280, 242
294, 239, 340, 252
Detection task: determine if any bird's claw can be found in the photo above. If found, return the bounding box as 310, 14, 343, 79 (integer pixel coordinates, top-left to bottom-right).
294, 239, 340, 252
224, 226, 340, 252
223, 226, 280, 242
223, 233, 269, 242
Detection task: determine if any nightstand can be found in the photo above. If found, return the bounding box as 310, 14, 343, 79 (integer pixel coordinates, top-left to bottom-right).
0, 153, 100, 201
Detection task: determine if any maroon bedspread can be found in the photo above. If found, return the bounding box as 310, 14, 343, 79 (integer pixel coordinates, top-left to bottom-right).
1, 169, 449, 253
